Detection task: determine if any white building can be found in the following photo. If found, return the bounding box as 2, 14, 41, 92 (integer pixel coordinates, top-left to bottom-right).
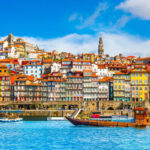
23, 62, 42, 78
7, 46, 20, 58
82, 61, 92, 71
92, 63, 98, 73
60, 59, 72, 78
0, 51, 8, 59
51, 62, 61, 73
83, 71, 98, 101
0, 41, 8, 50
98, 77, 110, 101
71, 60, 83, 72
28, 52, 39, 59
97, 65, 110, 79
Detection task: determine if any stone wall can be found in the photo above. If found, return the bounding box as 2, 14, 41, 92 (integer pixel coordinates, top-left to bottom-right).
0, 100, 149, 117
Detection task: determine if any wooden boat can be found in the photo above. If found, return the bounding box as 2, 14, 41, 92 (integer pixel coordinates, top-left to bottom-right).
66, 107, 147, 128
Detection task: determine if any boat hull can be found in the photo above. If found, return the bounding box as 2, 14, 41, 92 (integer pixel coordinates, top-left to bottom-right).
66, 117, 146, 128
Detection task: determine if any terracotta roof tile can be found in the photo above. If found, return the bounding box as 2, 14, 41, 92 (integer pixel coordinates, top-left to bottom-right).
99, 77, 113, 82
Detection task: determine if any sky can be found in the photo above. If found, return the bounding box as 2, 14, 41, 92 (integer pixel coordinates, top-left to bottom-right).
0, 0, 150, 56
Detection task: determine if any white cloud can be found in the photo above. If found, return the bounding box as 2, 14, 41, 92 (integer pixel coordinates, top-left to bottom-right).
77, 3, 108, 29
1, 33, 150, 57
114, 15, 133, 28
117, 0, 150, 20
22, 34, 97, 54
68, 13, 78, 21
68, 13, 83, 22
102, 33, 150, 56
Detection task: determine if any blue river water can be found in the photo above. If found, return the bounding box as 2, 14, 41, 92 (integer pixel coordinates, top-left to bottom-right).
0, 121, 150, 150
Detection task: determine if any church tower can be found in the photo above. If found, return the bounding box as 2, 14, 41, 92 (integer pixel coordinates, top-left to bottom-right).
5, 33, 14, 46
98, 36, 104, 56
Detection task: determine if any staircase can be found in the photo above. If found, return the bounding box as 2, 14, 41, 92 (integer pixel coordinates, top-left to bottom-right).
73, 109, 81, 118
71, 102, 86, 118
82, 102, 86, 110
71, 110, 79, 118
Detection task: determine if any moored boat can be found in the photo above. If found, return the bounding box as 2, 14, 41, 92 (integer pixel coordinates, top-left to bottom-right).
0, 118, 23, 122
66, 107, 147, 128
47, 117, 66, 121
0, 110, 23, 123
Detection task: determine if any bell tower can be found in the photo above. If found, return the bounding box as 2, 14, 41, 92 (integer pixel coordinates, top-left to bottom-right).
6, 33, 14, 46
98, 36, 104, 56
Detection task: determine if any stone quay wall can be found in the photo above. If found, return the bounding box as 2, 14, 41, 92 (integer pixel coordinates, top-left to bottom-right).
0, 100, 149, 118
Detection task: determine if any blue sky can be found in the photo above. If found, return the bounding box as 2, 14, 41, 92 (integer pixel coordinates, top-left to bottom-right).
0, 0, 150, 56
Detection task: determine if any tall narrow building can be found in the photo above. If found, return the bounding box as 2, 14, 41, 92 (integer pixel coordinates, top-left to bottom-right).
5, 33, 14, 46
98, 36, 104, 56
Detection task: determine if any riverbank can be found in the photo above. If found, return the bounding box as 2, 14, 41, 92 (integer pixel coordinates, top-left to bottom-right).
20, 110, 74, 120
0, 100, 149, 120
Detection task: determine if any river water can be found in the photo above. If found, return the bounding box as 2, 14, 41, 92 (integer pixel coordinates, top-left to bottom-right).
0, 121, 150, 150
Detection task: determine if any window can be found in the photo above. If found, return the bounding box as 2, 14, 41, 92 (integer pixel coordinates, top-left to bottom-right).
132, 74, 134, 77
145, 87, 148, 90
139, 80, 142, 84
139, 73, 142, 77
135, 73, 138, 77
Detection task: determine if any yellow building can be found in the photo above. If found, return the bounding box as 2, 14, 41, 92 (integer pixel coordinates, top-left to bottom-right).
14, 44, 27, 58
113, 71, 131, 102
131, 67, 149, 102
0, 65, 11, 101
83, 53, 96, 63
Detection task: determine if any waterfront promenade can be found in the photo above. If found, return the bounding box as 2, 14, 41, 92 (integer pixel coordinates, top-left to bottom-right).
0, 100, 149, 118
